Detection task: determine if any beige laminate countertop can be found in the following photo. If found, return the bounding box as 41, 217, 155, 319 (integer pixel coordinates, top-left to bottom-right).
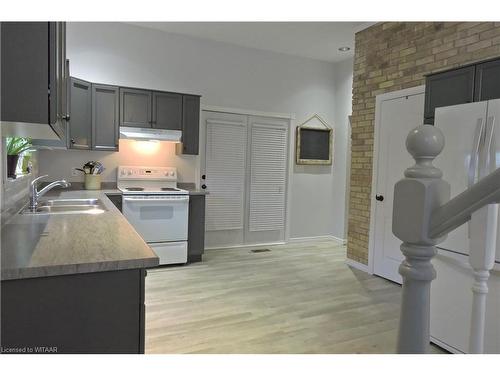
1, 189, 159, 281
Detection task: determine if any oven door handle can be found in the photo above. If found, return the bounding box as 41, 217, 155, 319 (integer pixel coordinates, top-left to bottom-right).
123, 196, 189, 202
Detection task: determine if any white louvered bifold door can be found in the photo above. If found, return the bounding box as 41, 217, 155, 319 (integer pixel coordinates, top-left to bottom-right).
205, 116, 247, 233
247, 118, 288, 235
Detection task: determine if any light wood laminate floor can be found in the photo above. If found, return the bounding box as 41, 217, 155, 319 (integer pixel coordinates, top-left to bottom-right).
145, 240, 444, 354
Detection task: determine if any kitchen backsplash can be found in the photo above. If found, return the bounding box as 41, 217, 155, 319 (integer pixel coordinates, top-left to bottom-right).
37, 139, 198, 184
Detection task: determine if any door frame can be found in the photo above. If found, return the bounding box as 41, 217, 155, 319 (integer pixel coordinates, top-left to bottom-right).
198, 105, 295, 245
367, 85, 426, 274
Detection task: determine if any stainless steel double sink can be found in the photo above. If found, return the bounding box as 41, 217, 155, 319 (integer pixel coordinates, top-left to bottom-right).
22, 198, 108, 215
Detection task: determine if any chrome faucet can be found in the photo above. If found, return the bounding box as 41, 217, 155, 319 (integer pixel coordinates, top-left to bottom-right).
29, 175, 71, 211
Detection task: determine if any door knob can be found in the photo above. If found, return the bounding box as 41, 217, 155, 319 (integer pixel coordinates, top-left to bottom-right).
201, 184, 207, 189
375, 195, 384, 201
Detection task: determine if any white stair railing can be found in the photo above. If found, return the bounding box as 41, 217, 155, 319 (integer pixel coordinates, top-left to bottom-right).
468, 204, 497, 354
392, 125, 500, 354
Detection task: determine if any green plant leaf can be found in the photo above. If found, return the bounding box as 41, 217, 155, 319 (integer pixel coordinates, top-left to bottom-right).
6, 137, 32, 155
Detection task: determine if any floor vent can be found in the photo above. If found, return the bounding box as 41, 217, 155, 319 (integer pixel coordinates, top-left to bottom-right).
251, 249, 271, 253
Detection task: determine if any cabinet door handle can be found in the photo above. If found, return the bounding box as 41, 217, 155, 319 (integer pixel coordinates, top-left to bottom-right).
375, 195, 384, 201
201, 184, 207, 189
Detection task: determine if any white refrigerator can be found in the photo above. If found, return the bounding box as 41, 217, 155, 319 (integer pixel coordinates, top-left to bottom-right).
431, 98, 500, 353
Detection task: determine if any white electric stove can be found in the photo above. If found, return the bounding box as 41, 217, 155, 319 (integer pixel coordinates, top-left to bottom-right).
118, 166, 189, 265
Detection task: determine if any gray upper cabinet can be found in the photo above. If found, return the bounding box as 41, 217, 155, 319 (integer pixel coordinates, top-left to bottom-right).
181, 95, 201, 155
68, 77, 92, 150
152, 92, 182, 130
1, 22, 68, 139
92, 84, 120, 151
424, 57, 500, 125
120, 88, 152, 128
474, 59, 500, 102
424, 66, 475, 124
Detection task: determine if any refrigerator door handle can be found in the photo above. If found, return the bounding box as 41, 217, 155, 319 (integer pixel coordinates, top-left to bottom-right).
468, 118, 485, 238
468, 118, 485, 188
484, 116, 496, 175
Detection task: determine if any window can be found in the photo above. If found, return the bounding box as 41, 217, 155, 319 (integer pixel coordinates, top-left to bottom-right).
4, 137, 33, 179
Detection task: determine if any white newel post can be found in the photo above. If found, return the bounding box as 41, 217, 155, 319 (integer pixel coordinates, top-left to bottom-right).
392, 125, 450, 354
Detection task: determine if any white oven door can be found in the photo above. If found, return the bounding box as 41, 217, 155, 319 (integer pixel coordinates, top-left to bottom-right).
122, 195, 189, 242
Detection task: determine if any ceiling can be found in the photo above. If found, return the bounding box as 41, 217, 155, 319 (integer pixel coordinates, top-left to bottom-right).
129, 22, 373, 63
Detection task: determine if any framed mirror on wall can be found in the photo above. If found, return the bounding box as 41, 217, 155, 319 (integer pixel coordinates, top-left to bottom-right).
295, 114, 333, 165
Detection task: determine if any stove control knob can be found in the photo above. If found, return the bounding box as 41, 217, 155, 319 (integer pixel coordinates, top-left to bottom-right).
127, 170, 132, 176
169, 171, 175, 176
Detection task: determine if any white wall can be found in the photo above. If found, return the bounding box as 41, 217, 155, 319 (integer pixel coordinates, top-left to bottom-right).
333, 59, 354, 240
38, 22, 353, 240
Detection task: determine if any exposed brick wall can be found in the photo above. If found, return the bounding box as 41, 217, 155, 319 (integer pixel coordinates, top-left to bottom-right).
348, 22, 500, 265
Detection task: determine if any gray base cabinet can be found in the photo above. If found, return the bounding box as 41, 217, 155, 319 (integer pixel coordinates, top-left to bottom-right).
188, 194, 206, 263
1, 269, 146, 354
92, 84, 120, 151
106, 193, 123, 212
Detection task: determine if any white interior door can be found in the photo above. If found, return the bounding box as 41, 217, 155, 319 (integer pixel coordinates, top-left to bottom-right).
203, 111, 248, 248
245, 115, 288, 245
372, 91, 425, 283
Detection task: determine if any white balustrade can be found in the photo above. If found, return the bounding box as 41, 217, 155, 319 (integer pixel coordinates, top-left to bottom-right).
392, 125, 500, 353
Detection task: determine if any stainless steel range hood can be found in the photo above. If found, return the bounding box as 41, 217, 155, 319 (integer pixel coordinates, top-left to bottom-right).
119, 126, 182, 142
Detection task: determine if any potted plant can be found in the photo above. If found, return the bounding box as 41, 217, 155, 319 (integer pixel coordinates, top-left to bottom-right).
6, 137, 32, 178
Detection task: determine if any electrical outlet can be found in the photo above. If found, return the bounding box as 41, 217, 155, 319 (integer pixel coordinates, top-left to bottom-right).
71, 167, 80, 177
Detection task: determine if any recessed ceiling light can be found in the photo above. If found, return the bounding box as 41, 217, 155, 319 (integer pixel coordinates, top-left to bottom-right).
338, 46, 351, 52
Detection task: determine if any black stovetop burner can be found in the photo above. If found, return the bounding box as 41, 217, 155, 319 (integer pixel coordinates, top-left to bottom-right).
126, 187, 144, 191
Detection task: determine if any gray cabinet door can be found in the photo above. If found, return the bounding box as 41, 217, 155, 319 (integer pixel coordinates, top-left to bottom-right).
68, 77, 92, 150
1, 22, 67, 140
1, 22, 50, 125
181, 95, 201, 155
187, 194, 205, 263
474, 58, 500, 102
152, 92, 182, 130
92, 84, 120, 151
424, 66, 475, 124
120, 88, 152, 128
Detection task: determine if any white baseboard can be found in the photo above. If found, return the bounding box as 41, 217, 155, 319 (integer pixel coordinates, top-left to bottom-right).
205, 241, 286, 251
345, 258, 370, 273
288, 235, 346, 245
330, 235, 347, 245
206, 236, 346, 252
